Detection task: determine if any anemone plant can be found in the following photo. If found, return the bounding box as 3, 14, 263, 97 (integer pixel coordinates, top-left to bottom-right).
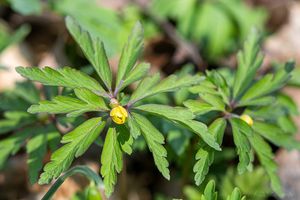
15, 17, 220, 196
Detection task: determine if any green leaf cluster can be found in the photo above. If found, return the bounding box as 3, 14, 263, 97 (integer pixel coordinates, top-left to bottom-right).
184, 180, 246, 200
220, 167, 272, 200
185, 30, 298, 197
16, 17, 206, 197
0, 82, 61, 184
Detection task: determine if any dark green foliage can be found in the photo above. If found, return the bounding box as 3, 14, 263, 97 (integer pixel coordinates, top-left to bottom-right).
15, 18, 209, 197
185, 30, 298, 197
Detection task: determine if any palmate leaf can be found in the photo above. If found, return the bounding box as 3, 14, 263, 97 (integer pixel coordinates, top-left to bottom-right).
128, 73, 160, 103
16, 66, 106, 96
240, 61, 294, 104
116, 22, 144, 89
101, 127, 123, 197
135, 104, 220, 150
199, 93, 226, 112
249, 133, 284, 197
129, 73, 204, 104
230, 118, 253, 174
136, 104, 195, 120
28, 88, 108, 117
253, 121, 300, 150
66, 16, 113, 90
194, 118, 226, 185
184, 100, 219, 115
39, 117, 105, 184
119, 62, 150, 91
233, 30, 263, 99
132, 113, 170, 180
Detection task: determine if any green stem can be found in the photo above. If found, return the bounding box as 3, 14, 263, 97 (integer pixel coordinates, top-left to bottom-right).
41, 165, 104, 200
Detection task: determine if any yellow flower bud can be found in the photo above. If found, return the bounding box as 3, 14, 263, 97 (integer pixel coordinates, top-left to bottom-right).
110, 105, 128, 124
240, 114, 254, 126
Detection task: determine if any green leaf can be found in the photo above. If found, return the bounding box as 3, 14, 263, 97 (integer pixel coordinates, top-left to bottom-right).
194, 148, 213, 186
199, 93, 226, 111
101, 127, 123, 197
249, 133, 284, 197
119, 62, 150, 91
28, 88, 108, 117
0, 111, 36, 134
27, 132, 47, 184
116, 125, 133, 155
209, 118, 227, 145
129, 74, 203, 104
189, 80, 217, 95
183, 185, 203, 200
202, 180, 218, 200
278, 116, 297, 134
289, 67, 300, 86
16, 66, 106, 96
132, 113, 170, 180
240, 61, 294, 103
46, 126, 61, 152
74, 88, 108, 110
14, 81, 40, 104
0, 91, 31, 111
167, 129, 190, 156
135, 104, 220, 150
278, 93, 299, 115
129, 73, 161, 103
0, 128, 33, 169
184, 100, 218, 115
237, 96, 275, 107
180, 120, 221, 151
39, 117, 105, 184
230, 118, 252, 174
0, 24, 30, 52
149, 74, 203, 96
127, 115, 141, 139
8, 0, 42, 15
66, 16, 113, 90
233, 30, 263, 99
253, 121, 300, 150
193, 118, 226, 185
226, 188, 246, 200
135, 104, 195, 121
116, 22, 144, 89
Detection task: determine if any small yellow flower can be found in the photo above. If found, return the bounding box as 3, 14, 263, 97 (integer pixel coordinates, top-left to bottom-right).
240, 114, 254, 126
110, 105, 128, 124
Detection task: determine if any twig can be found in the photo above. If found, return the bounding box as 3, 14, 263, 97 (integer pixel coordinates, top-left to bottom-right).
133, 0, 206, 71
